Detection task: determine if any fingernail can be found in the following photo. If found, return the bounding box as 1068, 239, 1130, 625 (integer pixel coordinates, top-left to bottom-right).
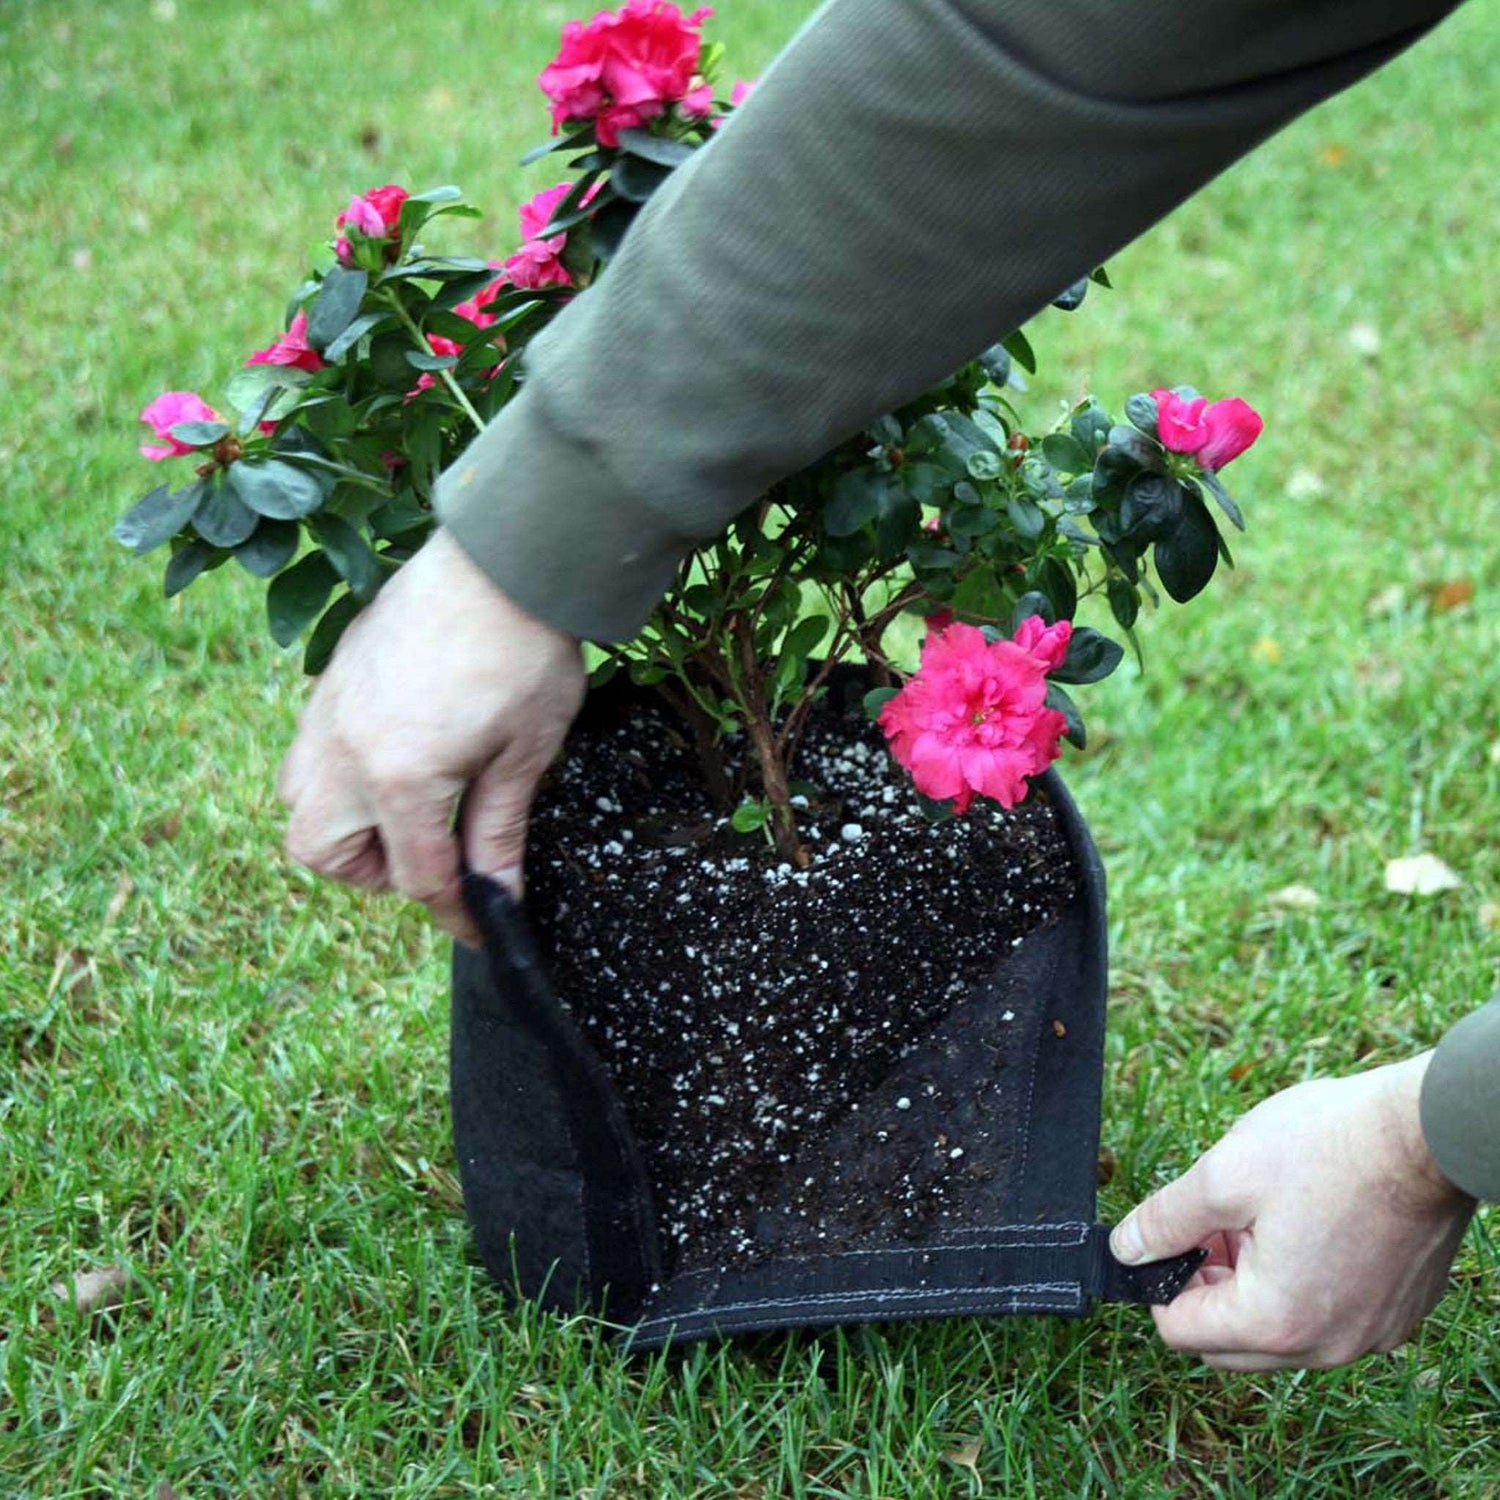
485, 865, 523, 898
1111, 1216, 1145, 1265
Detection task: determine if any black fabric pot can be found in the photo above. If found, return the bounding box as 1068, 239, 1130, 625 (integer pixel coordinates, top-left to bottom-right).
449, 677, 1202, 1349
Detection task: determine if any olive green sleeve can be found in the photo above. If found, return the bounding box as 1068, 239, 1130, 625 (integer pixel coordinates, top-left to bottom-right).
1421, 999, 1500, 1202
435, 0, 1461, 640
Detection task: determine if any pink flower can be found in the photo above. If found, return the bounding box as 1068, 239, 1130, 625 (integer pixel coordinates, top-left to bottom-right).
335, 183, 410, 262
518, 184, 572, 242
504, 183, 597, 290
679, 81, 713, 117
539, 2, 712, 147
246, 309, 325, 374
138, 391, 223, 461
1152, 389, 1264, 471
407, 268, 509, 399
878, 620, 1069, 812
1011, 613, 1073, 674
711, 76, 756, 128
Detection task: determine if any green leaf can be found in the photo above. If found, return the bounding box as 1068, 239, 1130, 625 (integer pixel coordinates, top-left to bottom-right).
114, 482, 204, 555
302, 591, 363, 675
1107, 424, 1161, 471
731, 799, 770, 834
1119, 472, 1183, 543
1200, 470, 1247, 531
1062, 474, 1095, 513
311, 514, 383, 601
322, 311, 389, 362
1104, 540, 1141, 585
1050, 277, 1089, 312
1035, 557, 1077, 621
611, 153, 671, 203
1070, 400, 1113, 455
1005, 494, 1046, 540
900, 462, 954, 506
167, 419, 229, 447
823, 469, 892, 536
306, 266, 369, 351
588, 198, 637, 263
1045, 682, 1086, 749
233, 519, 299, 578
163, 538, 219, 597
1124, 392, 1160, 439
951, 567, 1006, 620
1041, 433, 1091, 475
978, 344, 1012, 386
775, 614, 831, 695
407, 185, 463, 206
1011, 590, 1054, 629
782, 612, 831, 661
190, 481, 258, 548
520, 124, 596, 165
1091, 445, 1140, 509
539, 172, 607, 236
915, 792, 956, 824
587, 654, 621, 688
432, 271, 504, 311
1053, 626, 1124, 685
1107, 574, 1139, 631
615, 127, 696, 167
1000, 327, 1037, 375
912, 411, 997, 473
226, 363, 314, 413
945, 503, 996, 539
966, 449, 1003, 481
863, 687, 899, 721
367, 331, 418, 389
267, 550, 339, 647
227, 458, 324, 520
403, 349, 458, 371
1153, 489, 1220, 603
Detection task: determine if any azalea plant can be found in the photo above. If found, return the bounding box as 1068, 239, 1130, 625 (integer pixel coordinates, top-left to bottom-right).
115, 0, 1262, 865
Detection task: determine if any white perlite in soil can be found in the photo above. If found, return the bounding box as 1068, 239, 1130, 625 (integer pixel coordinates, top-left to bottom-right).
524, 690, 1078, 1272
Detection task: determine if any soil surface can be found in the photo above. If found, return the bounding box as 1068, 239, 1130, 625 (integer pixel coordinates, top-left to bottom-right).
525, 684, 1079, 1275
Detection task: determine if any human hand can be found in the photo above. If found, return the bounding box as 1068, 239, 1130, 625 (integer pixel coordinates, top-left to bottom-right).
277, 527, 586, 946
1111, 1054, 1476, 1370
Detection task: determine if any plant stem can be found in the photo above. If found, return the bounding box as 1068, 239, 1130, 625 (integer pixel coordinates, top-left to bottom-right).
385, 293, 488, 435
732, 616, 806, 866
655, 680, 733, 812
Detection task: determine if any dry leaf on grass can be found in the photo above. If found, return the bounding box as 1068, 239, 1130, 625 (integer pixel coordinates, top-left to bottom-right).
1421, 578, 1475, 614
1266, 884, 1322, 912
49, 1264, 131, 1323
1385, 854, 1462, 897
1477, 902, 1498, 935
944, 1437, 982, 1482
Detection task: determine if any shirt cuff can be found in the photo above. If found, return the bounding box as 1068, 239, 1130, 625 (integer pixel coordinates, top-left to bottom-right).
1419, 996, 1500, 1202
433, 389, 693, 643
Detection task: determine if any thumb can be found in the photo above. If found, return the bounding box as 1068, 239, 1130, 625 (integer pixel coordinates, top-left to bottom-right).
461, 748, 547, 899
1111, 1154, 1250, 1265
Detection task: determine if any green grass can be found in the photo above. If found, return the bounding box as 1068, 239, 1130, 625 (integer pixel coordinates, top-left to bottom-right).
2, 0, 1497, 1494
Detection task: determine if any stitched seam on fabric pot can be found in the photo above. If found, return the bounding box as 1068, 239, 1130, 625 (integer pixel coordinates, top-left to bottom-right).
633, 1281, 1085, 1332
1012, 979, 1050, 1206
652, 1222, 1093, 1293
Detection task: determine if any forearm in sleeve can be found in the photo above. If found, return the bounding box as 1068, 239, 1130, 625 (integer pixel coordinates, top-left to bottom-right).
436, 0, 1461, 641
1421, 998, 1500, 1201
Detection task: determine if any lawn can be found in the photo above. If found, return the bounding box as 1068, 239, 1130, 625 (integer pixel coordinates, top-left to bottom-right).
1, 0, 1496, 1495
